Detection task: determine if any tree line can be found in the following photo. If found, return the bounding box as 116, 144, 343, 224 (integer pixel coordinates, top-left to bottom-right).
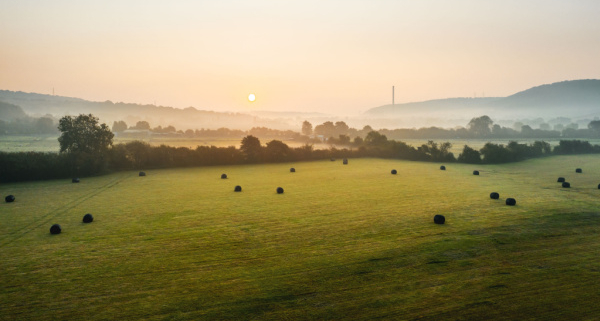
2, 114, 600, 183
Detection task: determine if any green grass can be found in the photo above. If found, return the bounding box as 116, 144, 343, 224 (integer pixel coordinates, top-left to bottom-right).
2, 156, 600, 320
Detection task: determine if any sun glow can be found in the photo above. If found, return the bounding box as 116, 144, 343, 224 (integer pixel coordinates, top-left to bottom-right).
248, 93, 256, 102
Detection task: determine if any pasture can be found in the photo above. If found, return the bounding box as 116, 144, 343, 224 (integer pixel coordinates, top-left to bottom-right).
1, 156, 600, 320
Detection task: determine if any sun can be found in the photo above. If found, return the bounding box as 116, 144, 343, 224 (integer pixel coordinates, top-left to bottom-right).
248, 93, 256, 102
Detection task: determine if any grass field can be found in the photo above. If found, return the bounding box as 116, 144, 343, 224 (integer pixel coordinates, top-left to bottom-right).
1, 156, 600, 320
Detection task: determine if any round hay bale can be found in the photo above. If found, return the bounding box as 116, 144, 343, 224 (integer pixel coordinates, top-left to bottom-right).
490, 192, 500, 199
50, 224, 62, 235
557, 177, 565, 183
82, 213, 93, 223
290, 168, 296, 173
276, 187, 284, 194
234, 185, 242, 192
343, 158, 348, 165
330, 158, 336, 162
5, 195, 15, 203
505, 198, 516, 206
473, 170, 479, 175
562, 182, 571, 188
139, 171, 146, 177
433, 215, 445, 224
576, 168, 582, 173
221, 173, 227, 179
391, 169, 397, 175
440, 165, 446, 170
598, 184, 600, 189
72, 178, 80, 183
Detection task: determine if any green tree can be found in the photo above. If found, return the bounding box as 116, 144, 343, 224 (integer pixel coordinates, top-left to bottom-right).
240, 135, 262, 162
364, 131, 388, 146
58, 114, 114, 154
265, 140, 291, 162
301, 121, 313, 136
467, 115, 493, 137
587, 120, 600, 134
133, 120, 151, 130
457, 145, 481, 163
112, 120, 128, 132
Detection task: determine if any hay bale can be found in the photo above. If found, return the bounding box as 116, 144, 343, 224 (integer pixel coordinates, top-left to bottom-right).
343, 158, 348, 165
434, 215, 445, 224
139, 171, 146, 176
234, 185, 242, 192
221, 173, 227, 179
505, 198, 516, 206
330, 158, 336, 162
391, 169, 397, 175
557, 177, 565, 183
82, 213, 94, 223
598, 184, 600, 190
277, 187, 284, 194
576, 168, 582, 173
72, 178, 80, 183
290, 168, 295, 173
490, 192, 500, 199
50, 224, 62, 235
5, 195, 15, 203
440, 165, 446, 170
562, 182, 571, 188
473, 170, 479, 175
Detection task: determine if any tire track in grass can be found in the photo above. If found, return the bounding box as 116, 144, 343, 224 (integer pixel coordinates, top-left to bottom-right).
0, 174, 128, 248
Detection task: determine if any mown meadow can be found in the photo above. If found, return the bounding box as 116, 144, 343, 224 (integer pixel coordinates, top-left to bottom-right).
1, 156, 600, 320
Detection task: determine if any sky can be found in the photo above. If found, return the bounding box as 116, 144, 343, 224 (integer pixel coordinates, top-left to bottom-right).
1, 0, 599, 115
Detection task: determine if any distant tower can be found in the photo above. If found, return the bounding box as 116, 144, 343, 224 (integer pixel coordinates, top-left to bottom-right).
392, 86, 395, 105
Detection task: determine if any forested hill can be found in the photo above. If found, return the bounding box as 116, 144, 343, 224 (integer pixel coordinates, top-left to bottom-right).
365, 79, 600, 118
0, 90, 292, 130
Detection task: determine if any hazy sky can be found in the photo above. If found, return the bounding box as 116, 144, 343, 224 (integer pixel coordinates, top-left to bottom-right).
1, 0, 599, 115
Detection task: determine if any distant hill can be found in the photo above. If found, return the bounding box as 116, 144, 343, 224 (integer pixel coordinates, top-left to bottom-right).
0, 101, 28, 121
0, 90, 294, 130
365, 79, 600, 119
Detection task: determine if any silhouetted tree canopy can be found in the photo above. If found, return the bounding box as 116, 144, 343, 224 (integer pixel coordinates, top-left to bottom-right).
240, 135, 262, 162
58, 114, 113, 154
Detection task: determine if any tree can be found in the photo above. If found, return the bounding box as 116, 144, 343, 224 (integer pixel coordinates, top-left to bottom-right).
132, 121, 150, 130
240, 135, 262, 162
334, 121, 349, 135
314, 121, 336, 138
467, 115, 493, 137
112, 120, 128, 132
364, 131, 388, 146
588, 120, 600, 134
457, 145, 481, 163
265, 140, 290, 162
58, 114, 114, 154
302, 121, 313, 136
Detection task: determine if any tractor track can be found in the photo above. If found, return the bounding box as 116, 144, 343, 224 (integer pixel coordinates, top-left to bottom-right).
0, 175, 127, 248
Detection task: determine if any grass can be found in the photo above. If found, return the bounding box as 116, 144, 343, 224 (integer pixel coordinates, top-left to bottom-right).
1, 156, 600, 320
